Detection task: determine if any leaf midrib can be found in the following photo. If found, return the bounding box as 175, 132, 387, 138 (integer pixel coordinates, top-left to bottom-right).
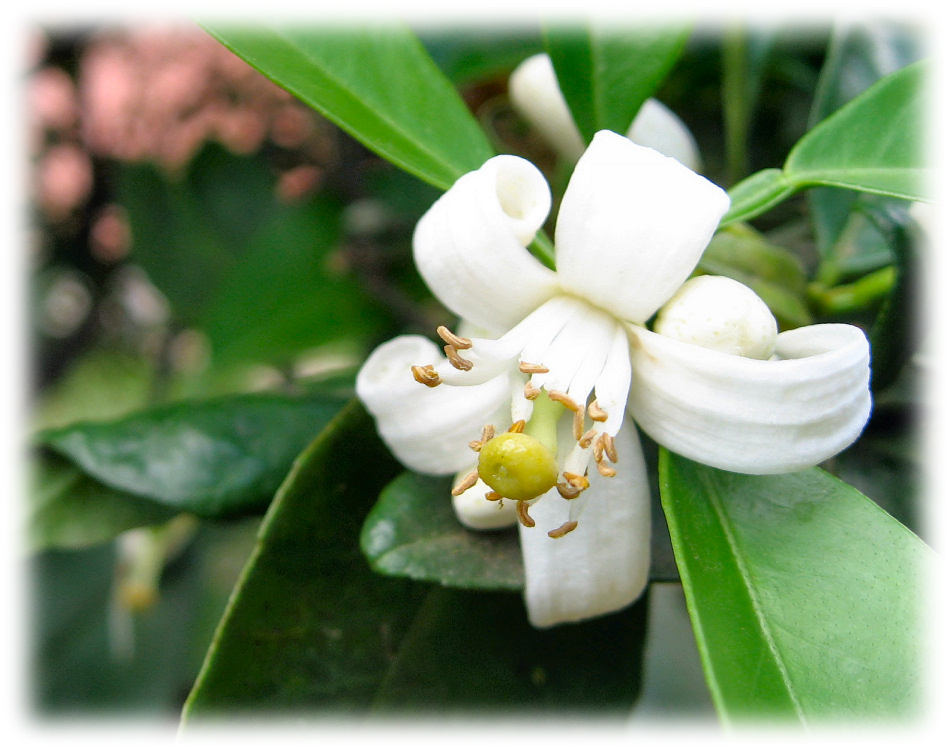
696, 469, 808, 723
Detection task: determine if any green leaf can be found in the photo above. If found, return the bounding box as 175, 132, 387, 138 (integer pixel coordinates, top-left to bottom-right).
370, 586, 648, 714
544, 24, 691, 142
659, 450, 932, 723
180, 400, 426, 718
29, 453, 177, 552
201, 193, 385, 368
202, 24, 495, 189
722, 168, 796, 226
786, 61, 928, 199
361, 472, 523, 591
38, 390, 350, 518
722, 61, 930, 226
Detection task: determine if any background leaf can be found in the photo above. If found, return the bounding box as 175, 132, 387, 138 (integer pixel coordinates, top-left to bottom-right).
659, 450, 932, 723
723, 61, 929, 225
202, 24, 495, 190
38, 390, 350, 518
543, 23, 690, 142
180, 401, 425, 718
361, 472, 523, 591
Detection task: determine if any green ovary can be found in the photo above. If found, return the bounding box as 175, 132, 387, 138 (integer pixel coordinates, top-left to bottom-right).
477, 432, 559, 501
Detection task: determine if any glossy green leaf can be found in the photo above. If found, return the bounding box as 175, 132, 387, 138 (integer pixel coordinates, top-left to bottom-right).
659, 450, 932, 723
723, 61, 929, 225
361, 472, 523, 591
29, 453, 177, 552
544, 24, 691, 142
203, 24, 495, 190
180, 400, 425, 718
38, 390, 350, 518
371, 586, 648, 714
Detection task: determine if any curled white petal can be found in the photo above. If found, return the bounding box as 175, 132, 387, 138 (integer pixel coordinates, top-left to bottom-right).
519, 417, 650, 628
356, 335, 511, 475
452, 469, 518, 530
627, 323, 872, 474
627, 99, 702, 172
555, 131, 730, 323
413, 155, 559, 331
508, 53, 587, 162
509, 54, 702, 171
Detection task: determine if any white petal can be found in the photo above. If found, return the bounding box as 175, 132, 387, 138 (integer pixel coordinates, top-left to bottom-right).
519, 418, 651, 628
413, 155, 559, 331
555, 131, 730, 323
508, 53, 586, 162
627, 324, 872, 474
356, 335, 511, 475
627, 98, 702, 172
452, 470, 518, 530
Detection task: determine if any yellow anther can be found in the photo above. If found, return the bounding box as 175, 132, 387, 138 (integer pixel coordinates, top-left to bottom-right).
556, 483, 583, 500
579, 428, 598, 449
516, 499, 536, 528
477, 432, 558, 502
563, 472, 590, 490
572, 408, 585, 441
411, 364, 441, 387
469, 424, 496, 452
485, 490, 503, 502
444, 344, 473, 371
519, 361, 549, 374
602, 434, 618, 464
588, 400, 608, 422
451, 469, 480, 496
547, 390, 581, 412
548, 520, 578, 538
436, 325, 472, 350
523, 382, 541, 400
596, 462, 617, 478
507, 420, 527, 433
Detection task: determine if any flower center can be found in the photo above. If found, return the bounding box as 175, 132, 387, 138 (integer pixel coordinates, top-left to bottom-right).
411, 295, 633, 539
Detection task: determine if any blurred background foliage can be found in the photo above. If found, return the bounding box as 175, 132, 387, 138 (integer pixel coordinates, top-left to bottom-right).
26, 20, 925, 719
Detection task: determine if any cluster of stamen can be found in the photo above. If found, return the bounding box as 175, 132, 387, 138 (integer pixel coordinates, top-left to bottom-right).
414, 323, 621, 539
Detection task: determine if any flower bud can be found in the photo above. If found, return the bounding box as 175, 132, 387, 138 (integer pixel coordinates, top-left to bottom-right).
653, 275, 777, 359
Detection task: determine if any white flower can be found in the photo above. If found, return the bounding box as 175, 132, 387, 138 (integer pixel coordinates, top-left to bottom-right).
357, 130, 871, 628
508, 53, 702, 171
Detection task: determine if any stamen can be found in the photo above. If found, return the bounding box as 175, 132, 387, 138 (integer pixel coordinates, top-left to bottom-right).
572, 408, 585, 441
548, 520, 578, 538
516, 499, 536, 527
596, 462, 617, 478
485, 490, 503, 501
444, 344, 473, 371
523, 382, 541, 400
548, 390, 581, 413
519, 361, 549, 374
588, 400, 608, 422
563, 472, 590, 490
411, 364, 442, 387
451, 469, 479, 496
579, 428, 598, 449
507, 420, 527, 433
602, 434, 618, 464
556, 483, 583, 499
436, 325, 472, 350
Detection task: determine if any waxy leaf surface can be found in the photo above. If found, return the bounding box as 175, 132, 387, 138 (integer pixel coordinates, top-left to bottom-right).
660, 450, 931, 723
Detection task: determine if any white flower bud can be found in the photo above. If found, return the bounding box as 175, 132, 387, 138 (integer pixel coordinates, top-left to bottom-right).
653, 275, 777, 360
